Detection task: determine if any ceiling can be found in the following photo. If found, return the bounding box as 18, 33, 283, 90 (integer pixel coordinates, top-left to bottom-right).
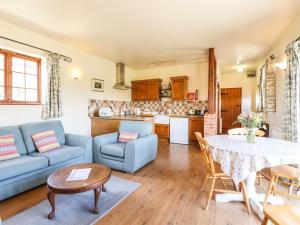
0, 0, 299, 71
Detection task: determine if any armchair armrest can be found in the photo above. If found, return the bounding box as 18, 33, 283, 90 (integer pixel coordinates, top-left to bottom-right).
65, 133, 93, 163
124, 134, 158, 172
93, 132, 119, 147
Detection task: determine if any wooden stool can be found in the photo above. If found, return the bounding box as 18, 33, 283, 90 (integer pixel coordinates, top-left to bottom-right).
262, 205, 300, 225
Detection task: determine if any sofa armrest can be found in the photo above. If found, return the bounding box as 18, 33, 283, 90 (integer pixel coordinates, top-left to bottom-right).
65, 133, 93, 163
124, 134, 158, 172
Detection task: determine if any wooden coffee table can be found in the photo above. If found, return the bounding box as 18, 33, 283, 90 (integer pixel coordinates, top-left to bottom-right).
47, 163, 111, 219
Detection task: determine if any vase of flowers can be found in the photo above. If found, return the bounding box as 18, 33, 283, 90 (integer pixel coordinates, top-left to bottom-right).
236, 112, 263, 143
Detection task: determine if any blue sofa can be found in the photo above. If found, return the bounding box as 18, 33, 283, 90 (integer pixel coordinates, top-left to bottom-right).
93, 121, 158, 173
0, 120, 92, 201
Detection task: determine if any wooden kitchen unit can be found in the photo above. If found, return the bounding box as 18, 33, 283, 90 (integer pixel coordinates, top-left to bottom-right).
170, 76, 189, 100
91, 116, 154, 137
131, 79, 162, 101
154, 124, 170, 140
189, 117, 204, 141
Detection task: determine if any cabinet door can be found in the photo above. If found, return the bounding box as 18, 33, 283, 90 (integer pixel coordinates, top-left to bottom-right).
172, 80, 185, 100
147, 81, 160, 101
189, 118, 204, 141
132, 82, 147, 101
155, 124, 169, 139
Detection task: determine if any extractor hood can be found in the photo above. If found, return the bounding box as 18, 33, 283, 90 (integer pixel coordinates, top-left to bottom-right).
113, 63, 131, 90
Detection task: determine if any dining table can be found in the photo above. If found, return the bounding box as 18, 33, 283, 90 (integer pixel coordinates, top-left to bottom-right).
205, 134, 300, 219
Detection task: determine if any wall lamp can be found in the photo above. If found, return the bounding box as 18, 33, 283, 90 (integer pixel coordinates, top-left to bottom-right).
72, 69, 81, 79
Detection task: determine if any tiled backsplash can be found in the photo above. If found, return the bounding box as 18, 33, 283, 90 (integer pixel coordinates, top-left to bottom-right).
88, 99, 208, 117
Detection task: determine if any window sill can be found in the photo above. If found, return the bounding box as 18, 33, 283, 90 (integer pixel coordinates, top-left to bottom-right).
0, 102, 42, 106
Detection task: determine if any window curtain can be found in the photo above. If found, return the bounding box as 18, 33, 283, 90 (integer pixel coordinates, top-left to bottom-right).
282, 39, 300, 142
265, 58, 276, 112
258, 64, 266, 112
42, 53, 63, 119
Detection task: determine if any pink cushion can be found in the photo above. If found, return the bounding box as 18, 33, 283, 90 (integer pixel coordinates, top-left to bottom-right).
118, 131, 139, 143
0, 134, 20, 161
32, 130, 60, 153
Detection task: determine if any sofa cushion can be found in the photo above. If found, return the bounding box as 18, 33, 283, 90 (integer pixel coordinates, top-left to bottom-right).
0, 135, 20, 161
0, 155, 48, 181
29, 145, 85, 166
119, 121, 152, 138
101, 143, 126, 158
0, 126, 27, 155
32, 130, 60, 152
20, 120, 65, 153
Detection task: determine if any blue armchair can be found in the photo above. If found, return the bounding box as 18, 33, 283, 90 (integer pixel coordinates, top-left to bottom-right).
93, 121, 158, 173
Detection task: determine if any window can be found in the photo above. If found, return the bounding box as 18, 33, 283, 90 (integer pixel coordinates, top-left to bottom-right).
0, 49, 41, 104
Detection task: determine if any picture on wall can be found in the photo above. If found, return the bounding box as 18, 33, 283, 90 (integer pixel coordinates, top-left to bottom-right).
92, 78, 104, 92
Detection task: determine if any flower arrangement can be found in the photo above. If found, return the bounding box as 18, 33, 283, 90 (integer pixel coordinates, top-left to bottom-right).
235, 112, 263, 143
236, 112, 263, 129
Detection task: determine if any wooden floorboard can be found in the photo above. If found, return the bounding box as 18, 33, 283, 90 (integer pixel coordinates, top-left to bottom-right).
0, 141, 264, 224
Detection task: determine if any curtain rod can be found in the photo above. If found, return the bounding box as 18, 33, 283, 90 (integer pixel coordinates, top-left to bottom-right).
0, 36, 72, 63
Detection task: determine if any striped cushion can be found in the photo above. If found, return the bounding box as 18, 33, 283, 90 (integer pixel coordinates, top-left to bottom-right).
0, 134, 20, 161
32, 130, 60, 153
118, 131, 139, 143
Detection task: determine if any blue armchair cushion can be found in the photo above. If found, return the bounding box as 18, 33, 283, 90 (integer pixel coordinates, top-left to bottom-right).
29, 145, 85, 166
119, 121, 152, 138
20, 120, 66, 153
100, 143, 126, 158
0, 155, 48, 181
0, 126, 27, 155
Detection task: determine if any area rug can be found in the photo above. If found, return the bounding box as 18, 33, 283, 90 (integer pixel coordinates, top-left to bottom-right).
3, 176, 140, 225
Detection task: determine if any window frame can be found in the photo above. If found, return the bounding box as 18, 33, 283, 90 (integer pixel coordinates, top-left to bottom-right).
0, 49, 41, 105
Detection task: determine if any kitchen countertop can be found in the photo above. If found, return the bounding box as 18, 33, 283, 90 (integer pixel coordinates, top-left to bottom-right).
90, 116, 154, 121
91, 114, 204, 120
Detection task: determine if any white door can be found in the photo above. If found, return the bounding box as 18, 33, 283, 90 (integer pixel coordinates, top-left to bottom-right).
170, 117, 189, 144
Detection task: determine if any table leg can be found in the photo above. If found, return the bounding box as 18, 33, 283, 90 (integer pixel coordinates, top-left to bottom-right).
94, 187, 101, 214
47, 190, 55, 219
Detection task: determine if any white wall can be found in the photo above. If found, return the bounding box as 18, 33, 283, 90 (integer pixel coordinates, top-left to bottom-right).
0, 19, 136, 135
220, 72, 257, 112
134, 63, 208, 101
258, 12, 300, 137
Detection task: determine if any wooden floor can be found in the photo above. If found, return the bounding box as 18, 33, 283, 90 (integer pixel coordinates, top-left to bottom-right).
0, 141, 263, 225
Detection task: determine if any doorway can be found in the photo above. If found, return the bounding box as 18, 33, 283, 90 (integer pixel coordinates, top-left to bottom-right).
221, 88, 242, 134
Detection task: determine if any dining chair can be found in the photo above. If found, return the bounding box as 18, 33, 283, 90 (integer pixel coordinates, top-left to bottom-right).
195, 132, 251, 214
264, 165, 300, 206
227, 128, 266, 185
261, 205, 300, 225
227, 128, 265, 137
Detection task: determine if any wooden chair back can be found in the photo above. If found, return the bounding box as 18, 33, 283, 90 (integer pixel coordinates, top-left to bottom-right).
228, 128, 247, 135
195, 132, 215, 175
228, 128, 265, 137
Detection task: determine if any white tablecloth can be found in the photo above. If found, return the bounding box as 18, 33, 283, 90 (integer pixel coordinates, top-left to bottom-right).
205, 135, 300, 184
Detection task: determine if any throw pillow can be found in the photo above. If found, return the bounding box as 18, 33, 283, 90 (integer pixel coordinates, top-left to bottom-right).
0, 134, 20, 161
32, 130, 60, 153
118, 131, 139, 143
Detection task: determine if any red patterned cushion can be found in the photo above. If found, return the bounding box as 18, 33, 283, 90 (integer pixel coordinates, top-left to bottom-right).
118, 131, 139, 143
32, 130, 60, 153
0, 134, 20, 161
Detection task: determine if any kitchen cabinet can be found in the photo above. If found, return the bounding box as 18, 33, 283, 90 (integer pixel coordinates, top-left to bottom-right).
131, 81, 147, 101
155, 124, 170, 139
189, 117, 204, 141
131, 79, 162, 101
170, 76, 189, 100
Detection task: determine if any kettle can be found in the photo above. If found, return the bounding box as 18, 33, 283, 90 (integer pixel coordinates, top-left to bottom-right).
134, 108, 141, 116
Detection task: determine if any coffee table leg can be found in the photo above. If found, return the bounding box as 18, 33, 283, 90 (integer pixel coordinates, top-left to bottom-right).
102, 185, 107, 192
47, 191, 55, 219
94, 187, 101, 214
